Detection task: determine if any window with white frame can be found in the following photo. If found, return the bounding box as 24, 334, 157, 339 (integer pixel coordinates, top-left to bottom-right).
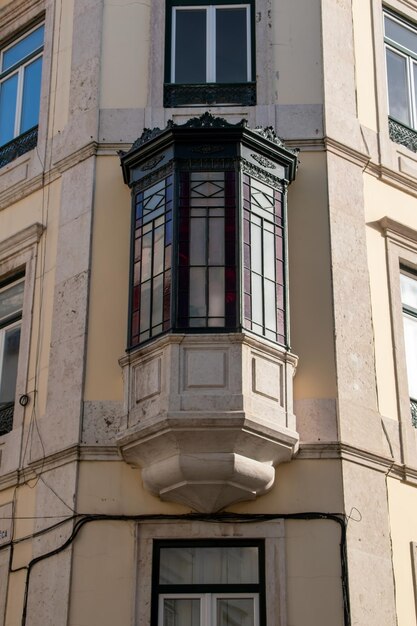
400, 270, 417, 425
384, 11, 417, 129
151, 540, 265, 626
0, 274, 24, 436
164, 1, 255, 106
0, 23, 44, 149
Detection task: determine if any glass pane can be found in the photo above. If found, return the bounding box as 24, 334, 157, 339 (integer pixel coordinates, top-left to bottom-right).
189, 267, 206, 317
216, 8, 248, 82
251, 273, 263, 326
160, 546, 259, 585
209, 218, 225, 265
386, 49, 411, 126
0, 280, 24, 323
250, 223, 262, 275
141, 231, 153, 282
0, 74, 18, 146
163, 598, 200, 626
208, 267, 225, 317
175, 10, 206, 83
190, 218, 206, 265
143, 180, 166, 223
403, 313, 417, 399
217, 598, 254, 626
152, 274, 163, 329
153, 225, 165, 276
20, 56, 42, 133
140, 281, 151, 334
385, 16, 417, 56
2, 25, 44, 72
263, 230, 275, 281
401, 273, 417, 310
264, 279, 276, 333
0, 325, 21, 403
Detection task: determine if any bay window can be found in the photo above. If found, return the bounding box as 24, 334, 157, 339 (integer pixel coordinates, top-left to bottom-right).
121, 113, 298, 350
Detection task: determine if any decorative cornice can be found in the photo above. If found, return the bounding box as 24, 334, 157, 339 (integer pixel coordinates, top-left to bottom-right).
0, 444, 120, 490
298, 441, 410, 479
0, 222, 44, 261
378, 216, 417, 251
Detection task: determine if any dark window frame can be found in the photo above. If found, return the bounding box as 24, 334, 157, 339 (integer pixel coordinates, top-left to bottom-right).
151, 538, 266, 626
164, 0, 256, 107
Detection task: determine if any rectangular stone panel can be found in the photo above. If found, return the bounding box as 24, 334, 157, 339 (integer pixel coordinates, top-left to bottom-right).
251, 354, 282, 404
134, 356, 161, 403
184, 349, 227, 389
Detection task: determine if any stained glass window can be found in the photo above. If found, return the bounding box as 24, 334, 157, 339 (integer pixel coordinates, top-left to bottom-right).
243, 175, 285, 345
131, 176, 173, 345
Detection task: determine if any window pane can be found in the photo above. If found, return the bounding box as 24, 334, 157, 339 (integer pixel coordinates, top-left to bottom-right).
152, 274, 164, 329
189, 267, 206, 317
403, 313, 417, 399
0, 74, 18, 146
0, 280, 24, 324
263, 230, 275, 281
153, 225, 165, 277
20, 56, 42, 133
208, 267, 225, 317
401, 273, 417, 310
0, 325, 21, 404
163, 598, 200, 626
2, 25, 44, 72
216, 8, 248, 83
385, 16, 417, 56
217, 598, 255, 626
175, 10, 206, 83
190, 218, 206, 265
250, 223, 262, 275
209, 218, 225, 265
251, 274, 263, 326
386, 49, 411, 126
160, 546, 259, 585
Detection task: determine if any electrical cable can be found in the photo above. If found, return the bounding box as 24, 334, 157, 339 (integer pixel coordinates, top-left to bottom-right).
5, 511, 351, 626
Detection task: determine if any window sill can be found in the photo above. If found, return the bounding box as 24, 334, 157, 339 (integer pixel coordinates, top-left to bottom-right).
388, 117, 417, 154
164, 82, 256, 107
0, 402, 14, 437
0, 126, 38, 169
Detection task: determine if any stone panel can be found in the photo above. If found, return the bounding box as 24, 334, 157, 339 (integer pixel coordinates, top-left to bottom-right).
184, 349, 227, 389
134, 356, 162, 402
252, 353, 283, 404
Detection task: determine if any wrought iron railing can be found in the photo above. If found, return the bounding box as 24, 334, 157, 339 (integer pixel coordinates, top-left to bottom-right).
0, 126, 38, 169
164, 82, 256, 108
388, 117, 417, 153
0, 402, 14, 437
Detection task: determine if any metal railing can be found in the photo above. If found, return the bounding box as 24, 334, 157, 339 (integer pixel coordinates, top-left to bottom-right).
0, 402, 14, 437
0, 126, 38, 169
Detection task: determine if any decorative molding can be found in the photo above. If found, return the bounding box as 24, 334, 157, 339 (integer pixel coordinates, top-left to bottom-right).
378, 216, 417, 251
133, 160, 175, 191
141, 155, 164, 171
240, 158, 284, 187
250, 153, 276, 169
0, 222, 44, 261
0, 0, 45, 36
191, 144, 225, 154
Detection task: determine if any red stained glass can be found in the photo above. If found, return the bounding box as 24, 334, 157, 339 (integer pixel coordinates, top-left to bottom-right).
163, 270, 171, 324
244, 294, 251, 319
276, 259, 283, 284
277, 309, 285, 337
276, 284, 284, 309
275, 235, 283, 260
131, 311, 139, 337
244, 243, 250, 268
132, 285, 140, 311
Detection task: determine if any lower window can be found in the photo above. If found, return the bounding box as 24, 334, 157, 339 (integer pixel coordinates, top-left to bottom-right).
0, 274, 24, 436
152, 540, 265, 626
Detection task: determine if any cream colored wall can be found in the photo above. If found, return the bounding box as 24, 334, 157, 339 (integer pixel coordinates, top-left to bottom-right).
352, 0, 378, 132
84, 156, 130, 400
100, 0, 151, 109
273, 0, 323, 105
288, 151, 337, 399
388, 477, 417, 626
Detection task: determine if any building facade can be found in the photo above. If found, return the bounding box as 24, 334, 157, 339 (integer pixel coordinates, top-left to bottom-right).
0, 0, 417, 624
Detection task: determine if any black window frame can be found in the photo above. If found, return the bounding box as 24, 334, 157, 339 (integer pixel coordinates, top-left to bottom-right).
164, 0, 256, 107
151, 538, 267, 626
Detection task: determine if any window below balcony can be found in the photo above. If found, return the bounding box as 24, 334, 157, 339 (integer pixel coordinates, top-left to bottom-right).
151, 540, 265, 626
400, 270, 417, 427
